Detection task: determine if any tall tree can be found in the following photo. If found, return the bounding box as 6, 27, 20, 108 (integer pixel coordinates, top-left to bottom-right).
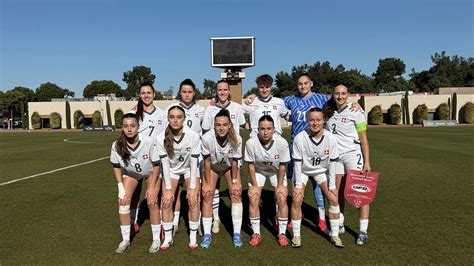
35, 82, 68, 101
122, 66, 156, 99
373, 58, 408, 92
202, 79, 216, 99
0, 86, 36, 120
83, 80, 123, 98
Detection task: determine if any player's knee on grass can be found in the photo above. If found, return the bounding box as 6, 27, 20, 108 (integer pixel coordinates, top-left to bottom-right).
276, 192, 287, 207
230, 190, 242, 203
202, 187, 213, 204
292, 189, 304, 207
326, 192, 339, 205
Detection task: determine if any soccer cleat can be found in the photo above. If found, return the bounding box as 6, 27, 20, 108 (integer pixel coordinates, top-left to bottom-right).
331, 236, 344, 248
318, 219, 327, 232
188, 244, 199, 251
149, 240, 160, 254
356, 232, 368, 245
200, 234, 212, 249
212, 220, 220, 234
249, 233, 262, 247
277, 234, 289, 247
133, 223, 140, 233
339, 225, 345, 234
291, 236, 301, 248
233, 233, 243, 247
160, 239, 173, 251
115, 240, 130, 254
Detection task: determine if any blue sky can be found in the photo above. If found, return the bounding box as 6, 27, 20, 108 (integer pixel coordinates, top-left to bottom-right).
1, 0, 472, 97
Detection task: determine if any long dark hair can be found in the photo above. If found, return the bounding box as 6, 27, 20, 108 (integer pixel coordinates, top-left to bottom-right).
136, 82, 155, 121
164, 105, 186, 157
323, 83, 349, 121
214, 109, 238, 150
115, 112, 139, 165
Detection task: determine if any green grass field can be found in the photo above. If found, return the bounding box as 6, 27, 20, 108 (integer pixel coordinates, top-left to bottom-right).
1, 127, 473, 264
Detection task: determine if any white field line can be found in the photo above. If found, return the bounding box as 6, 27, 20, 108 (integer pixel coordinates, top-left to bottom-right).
0, 156, 109, 186
63, 138, 96, 144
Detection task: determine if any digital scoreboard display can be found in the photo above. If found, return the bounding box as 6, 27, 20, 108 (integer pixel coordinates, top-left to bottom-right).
211, 36, 255, 68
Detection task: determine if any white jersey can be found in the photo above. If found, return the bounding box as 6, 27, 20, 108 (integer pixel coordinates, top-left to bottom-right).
110, 134, 160, 180
156, 127, 201, 176
242, 96, 289, 138
244, 133, 291, 177
167, 102, 205, 136
133, 106, 167, 138
201, 131, 242, 173
325, 102, 367, 154
202, 101, 246, 134
293, 129, 339, 177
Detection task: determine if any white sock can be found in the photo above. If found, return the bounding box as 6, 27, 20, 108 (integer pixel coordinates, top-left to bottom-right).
189, 221, 199, 246
151, 224, 161, 241
339, 212, 345, 227
213, 189, 220, 221
231, 202, 243, 235
120, 225, 131, 241
360, 219, 369, 233
173, 211, 180, 226
318, 207, 325, 221
203, 217, 212, 235
291, 219, 301, 237
250, 217, 260, 235
330, 219, 340, 236
163, 222, 173, 243
278, 218, 288, 235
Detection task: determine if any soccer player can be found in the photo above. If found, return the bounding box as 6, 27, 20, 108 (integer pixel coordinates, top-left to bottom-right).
242, 74, 289, 138
129, 82, 167, 233
167, 79, 205, 236
200, 109, 244, 248
110, 113, 162, 254
157, 106, 201, 250
202, 80, 247, 233
244, 115, 291, 247
324, 84, 372, 245
291, 107, 343, 248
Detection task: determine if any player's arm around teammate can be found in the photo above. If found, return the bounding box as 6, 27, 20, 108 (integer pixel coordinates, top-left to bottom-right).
156, 106, 201, 250
200, 109, 244, 248
290, 107, 344, 248
245, 115, 291, 247
110, 113, 162, 254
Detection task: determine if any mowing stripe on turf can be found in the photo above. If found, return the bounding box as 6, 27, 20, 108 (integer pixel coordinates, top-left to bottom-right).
0, 156, 109, 186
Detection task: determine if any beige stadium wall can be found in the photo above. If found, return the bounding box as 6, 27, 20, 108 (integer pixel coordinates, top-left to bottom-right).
69, 101, 111, 126
456, 94, 474, 122
407, 95, 451, 124
28, 102, 67, 129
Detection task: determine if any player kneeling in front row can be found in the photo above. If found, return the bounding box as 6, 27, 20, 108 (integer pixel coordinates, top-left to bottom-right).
200, 109, 244, 248
110, 113, 162, 254
245, 115, 291, 247
291, 107, 343, 248
157, 106, 201, 250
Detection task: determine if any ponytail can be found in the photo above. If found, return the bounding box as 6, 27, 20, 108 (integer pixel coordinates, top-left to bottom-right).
323, 96, 337, 121
164, 126, 174, 157
227, 123, 239, 150
136, 98, 145, 121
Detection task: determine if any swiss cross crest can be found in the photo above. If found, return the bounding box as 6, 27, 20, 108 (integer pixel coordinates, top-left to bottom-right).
158, 120, 162, 125
275, 154, 280, 160
273, 105, 277, 110
229, 149, 234, 154
324, 149, 329, 155
231, 115, 235, 119
195, 113, 199, 117
142, 154, 149, 159
341, 117, 347, 123
186, 147, 191, 152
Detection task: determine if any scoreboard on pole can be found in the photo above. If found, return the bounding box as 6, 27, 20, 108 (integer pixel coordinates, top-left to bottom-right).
210, 36, 255, 68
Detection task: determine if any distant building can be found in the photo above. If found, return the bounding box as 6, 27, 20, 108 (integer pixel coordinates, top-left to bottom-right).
435, 87, 474, 95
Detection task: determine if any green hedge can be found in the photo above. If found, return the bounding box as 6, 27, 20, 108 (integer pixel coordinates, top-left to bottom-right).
464, 102, 474, 124
415, 104, 428, 124
435, 103, 450, 120
388, 104, 401, 125
114, 109, 124, 128
74, 110, 84, 129
65, 101, 71, 129
50, 112, 61, 129
92, 111, 102, 126
368, 105, 383, 125
31, 112, 42, 129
